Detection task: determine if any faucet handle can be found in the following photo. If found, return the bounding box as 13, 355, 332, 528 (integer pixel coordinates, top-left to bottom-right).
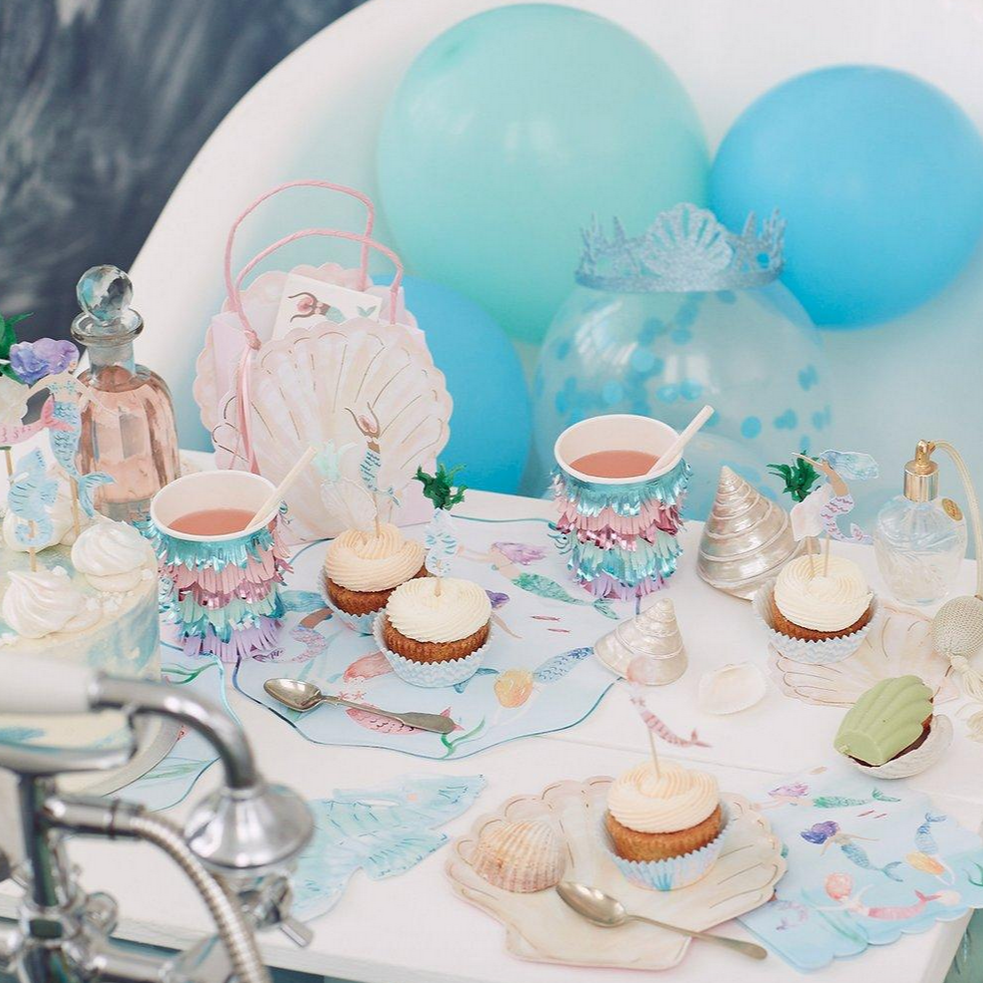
278, 917, 313, 948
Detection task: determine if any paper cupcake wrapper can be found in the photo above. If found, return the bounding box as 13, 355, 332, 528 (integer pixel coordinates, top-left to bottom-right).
373, 613, 489, 688
752, 579, 879, 665
604, 803, 731, 892
324, 592, 379, 636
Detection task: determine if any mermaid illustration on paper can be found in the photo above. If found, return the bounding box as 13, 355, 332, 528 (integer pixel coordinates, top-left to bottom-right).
906, 813, 955, 884
461, 540, 617, 620
760, 782, 900, 810
822, 872, 959, 920
801, 821, 904, 881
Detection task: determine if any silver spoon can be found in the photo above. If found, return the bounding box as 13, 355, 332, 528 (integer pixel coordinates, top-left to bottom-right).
556, 881, 767, 960
263, 678, 456, 735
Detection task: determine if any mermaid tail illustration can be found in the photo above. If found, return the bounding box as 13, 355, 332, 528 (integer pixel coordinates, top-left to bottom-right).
45, 378, 111, 517
811, 789, 900, 808
825, 873, 953, 920
512, 572, 617, 619
802, 821, 904, 881
907, 813, 954, 883
347, 404, 398, 505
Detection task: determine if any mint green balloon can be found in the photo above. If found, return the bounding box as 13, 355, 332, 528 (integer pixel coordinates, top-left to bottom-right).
377, 4, 709, 345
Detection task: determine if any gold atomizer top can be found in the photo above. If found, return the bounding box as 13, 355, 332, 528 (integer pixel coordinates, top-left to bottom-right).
904, 440, 939, 502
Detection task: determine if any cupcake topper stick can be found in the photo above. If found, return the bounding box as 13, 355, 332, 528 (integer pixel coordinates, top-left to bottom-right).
627, 682, 662, 778
415, 463, 467, 598
250, 445, 317, 529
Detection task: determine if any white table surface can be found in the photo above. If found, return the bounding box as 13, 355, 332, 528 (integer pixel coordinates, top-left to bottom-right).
2, 487, 980, 983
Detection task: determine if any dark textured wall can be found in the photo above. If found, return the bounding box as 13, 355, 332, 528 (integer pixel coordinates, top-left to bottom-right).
0, 0, 363, 341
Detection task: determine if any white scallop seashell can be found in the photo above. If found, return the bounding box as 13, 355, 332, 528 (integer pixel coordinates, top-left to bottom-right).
846, 714, 953, 780
208, 319, 451, 542
698, 663, 767, 715
470, 819, 566, 893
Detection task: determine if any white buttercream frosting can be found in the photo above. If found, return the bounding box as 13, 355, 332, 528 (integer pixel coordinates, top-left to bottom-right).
1, 567, 100, 639
324, 524, 424, 592
607, 761, 719, 834
2, 470, 92, 552
70, 520, 157, 593
774, 555, 872, 632
386, 577, 491, 643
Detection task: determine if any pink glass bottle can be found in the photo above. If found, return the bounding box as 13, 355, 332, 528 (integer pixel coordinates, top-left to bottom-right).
72, 265, 179, 523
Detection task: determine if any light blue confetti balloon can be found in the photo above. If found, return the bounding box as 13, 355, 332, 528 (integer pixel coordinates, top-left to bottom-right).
531, 281, 832, 516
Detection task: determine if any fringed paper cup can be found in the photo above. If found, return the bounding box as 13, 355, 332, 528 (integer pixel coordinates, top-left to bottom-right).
373, 613, 489, 688
604, 804, 730, 892
752, 579, 879, 665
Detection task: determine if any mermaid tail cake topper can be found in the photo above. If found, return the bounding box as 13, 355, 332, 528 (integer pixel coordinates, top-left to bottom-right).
415, 463, 467, 594
7, 449, 58, 570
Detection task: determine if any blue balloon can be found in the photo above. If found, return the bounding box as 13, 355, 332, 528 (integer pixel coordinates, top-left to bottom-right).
710, 66, 983, 327
377, 274, 531, 494
377, 4, 709, 345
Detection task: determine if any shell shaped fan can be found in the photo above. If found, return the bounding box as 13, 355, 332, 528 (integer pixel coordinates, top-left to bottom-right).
213, 318, 452, 541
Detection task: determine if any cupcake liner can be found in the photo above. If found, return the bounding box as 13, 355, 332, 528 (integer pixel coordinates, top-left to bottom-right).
324, 591, 379, 636
604, 803, 731, 892
752, 579, 879, 665
373, 613, 490, 688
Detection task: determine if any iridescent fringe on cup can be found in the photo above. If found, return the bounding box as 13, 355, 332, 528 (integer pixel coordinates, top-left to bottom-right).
551, 462, 691, 600
144, 518, 290, 662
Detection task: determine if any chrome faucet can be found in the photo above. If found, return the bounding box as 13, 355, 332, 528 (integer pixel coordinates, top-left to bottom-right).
0, 658, 314, 983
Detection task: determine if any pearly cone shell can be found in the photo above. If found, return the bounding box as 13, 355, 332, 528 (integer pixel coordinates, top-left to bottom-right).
697, 466, 804, 600
595, 598, 687, 681
470, 819, 566, 893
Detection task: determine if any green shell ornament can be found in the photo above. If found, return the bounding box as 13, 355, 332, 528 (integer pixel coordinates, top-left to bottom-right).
834, 675, 933, 767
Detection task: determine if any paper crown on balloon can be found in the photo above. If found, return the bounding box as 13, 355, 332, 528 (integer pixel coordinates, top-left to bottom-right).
576, 203, 785, 293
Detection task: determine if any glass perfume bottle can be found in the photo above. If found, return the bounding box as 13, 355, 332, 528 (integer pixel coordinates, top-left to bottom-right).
72, 265, 180, 523
874, 440, 967, 605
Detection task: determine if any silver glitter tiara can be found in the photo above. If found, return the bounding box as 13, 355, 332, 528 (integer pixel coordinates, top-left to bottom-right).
575, 203, 784, 293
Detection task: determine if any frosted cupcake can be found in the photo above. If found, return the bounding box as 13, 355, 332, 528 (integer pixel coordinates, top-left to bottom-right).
753, 553, 877, 663
323, 524, 425, 632
604, 761, 727, 890
376, 578, 492, 687
383, 577, 490, 662
771, 555, 873, 641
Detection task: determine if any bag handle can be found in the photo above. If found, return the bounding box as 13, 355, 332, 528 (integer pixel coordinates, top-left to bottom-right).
223, 179, 380, 340
233, 228, 403, 342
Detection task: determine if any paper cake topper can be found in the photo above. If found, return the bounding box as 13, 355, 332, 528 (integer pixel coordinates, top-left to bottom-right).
789, 450, 879, 546
416, 464, 467, 581
8, 449, 58, 552
576, 203, 784, 293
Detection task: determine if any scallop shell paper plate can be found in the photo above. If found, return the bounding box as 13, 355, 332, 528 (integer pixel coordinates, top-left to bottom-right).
769, 602, 958, 708
210, 319, 451, 542
445, 777, 785, 972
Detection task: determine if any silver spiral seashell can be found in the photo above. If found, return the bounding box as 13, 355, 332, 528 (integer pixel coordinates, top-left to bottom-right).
595, 598, 687, 683
697, 466, 804, 600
